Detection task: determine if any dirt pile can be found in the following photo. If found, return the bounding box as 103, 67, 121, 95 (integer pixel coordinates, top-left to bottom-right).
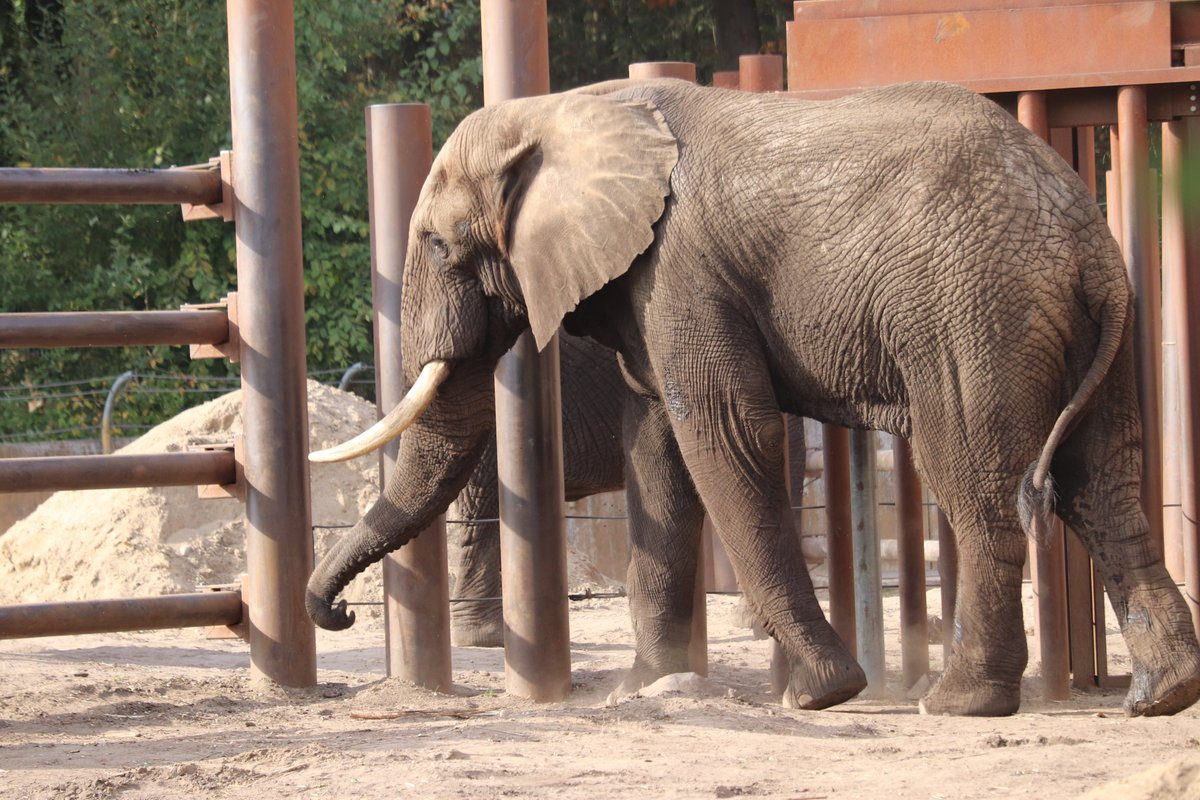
0, 380, 616, 608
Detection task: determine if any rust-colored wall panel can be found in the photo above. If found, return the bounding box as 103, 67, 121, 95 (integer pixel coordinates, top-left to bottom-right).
787, 3, 1171, 91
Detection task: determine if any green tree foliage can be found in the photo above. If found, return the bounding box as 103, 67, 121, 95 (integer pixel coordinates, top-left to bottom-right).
0, 0, 783, 441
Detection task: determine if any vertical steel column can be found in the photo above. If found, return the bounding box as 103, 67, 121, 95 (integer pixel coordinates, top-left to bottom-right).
366, 104, 452, 692
738, 55, 784, 93
627, 59, 709, 676
712, 70, 740, 89
1117, 86, 1165, 557
482, 0, 571, 702
1166, 116, 1200, 638
850, 429, 884, 690
1016, 91, 1071, 701
936, 511, 957, 668
894, 437, 928, 688
628, 61, 696, 82
1163, 120, 1188, 584
225, 0, 315, 687
824, 423, 856, 656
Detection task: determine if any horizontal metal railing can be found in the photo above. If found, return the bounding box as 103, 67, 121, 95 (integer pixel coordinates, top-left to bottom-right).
0, 166, 222, 206
0, 451, 236, 493
0, 310, 230, 349
0, 590, 243, 639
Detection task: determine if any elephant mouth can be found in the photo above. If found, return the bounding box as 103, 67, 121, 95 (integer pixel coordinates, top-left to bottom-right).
309, 360, 452, 463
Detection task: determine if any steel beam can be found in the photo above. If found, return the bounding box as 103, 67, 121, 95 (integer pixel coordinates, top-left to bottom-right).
482, 0, 571, 703
936, 510, 957, 668
226, 0, 316, 688
1166, 116, 1200, 638
366, 103, 452, 692
0, 167, 222, 205
0, 591, 243, 639
823, 423, 856, 656
0, 310, 229, 349
850, 428, 884, 690
1118, 85, 1166, 558
0, 451, 235, 493
894, 437, 929, 688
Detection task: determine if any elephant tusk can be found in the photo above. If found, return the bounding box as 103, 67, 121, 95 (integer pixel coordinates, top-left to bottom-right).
309, 360, 451, 463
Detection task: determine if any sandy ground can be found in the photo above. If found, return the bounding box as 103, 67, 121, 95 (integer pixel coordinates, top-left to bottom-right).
3, 589, 1200, 800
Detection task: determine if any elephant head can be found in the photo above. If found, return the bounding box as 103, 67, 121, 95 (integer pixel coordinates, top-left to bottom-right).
305, 90, 680, 630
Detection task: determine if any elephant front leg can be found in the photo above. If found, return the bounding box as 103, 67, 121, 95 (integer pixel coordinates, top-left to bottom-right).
614, 394, 708, 696
660, 350, 865, 710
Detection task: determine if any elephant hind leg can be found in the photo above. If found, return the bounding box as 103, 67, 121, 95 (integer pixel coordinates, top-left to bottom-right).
448, 436, 505, 648
1051, 366, 1200, 716
905, 406, 1046, 716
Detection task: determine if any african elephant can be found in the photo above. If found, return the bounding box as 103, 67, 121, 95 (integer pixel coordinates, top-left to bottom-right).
309, 330, 719, 691
314, 78, 1200, 716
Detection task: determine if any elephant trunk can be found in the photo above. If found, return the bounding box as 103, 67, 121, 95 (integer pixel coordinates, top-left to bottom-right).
306, 363, 495, 630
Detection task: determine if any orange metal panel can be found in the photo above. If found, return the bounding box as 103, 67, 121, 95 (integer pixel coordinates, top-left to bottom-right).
787, 3, 1171, 91
794, 0, 1151, 21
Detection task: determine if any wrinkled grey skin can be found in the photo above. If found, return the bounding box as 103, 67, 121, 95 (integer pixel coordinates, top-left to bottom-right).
313, 78, 1200, 716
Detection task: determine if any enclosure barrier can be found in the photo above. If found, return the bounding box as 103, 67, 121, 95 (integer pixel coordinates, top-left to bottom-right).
0, 0, 315, 687
0, 591, 243, 640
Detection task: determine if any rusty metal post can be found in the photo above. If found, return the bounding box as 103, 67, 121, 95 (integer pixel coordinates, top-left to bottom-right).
1163, 120, 1188, 584
0, 451, 235, 493
366, 103, 452, 692
894, 437, 929, 688
0, 167, 223, 205
482, 0, 571, 702
712, 70, 740, 89
738, 54, 784, 93
0, 310, 230, 348
824, 423, 856, 656
628, 61, 696, 82
850, 429, 884, 691
225, 0, 315, 687
936, 510, 957, 668
1017, 91, 1071, 701
625, 59, 708, 677
1166, 116, 1200, 638
1117, 86, 1165, 557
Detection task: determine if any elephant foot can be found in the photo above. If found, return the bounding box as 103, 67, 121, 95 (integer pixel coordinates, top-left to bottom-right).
918, 668, 1020, 717
1124, 650, 1200, 717
780, 648, 867, 711
450, 601, 504, 648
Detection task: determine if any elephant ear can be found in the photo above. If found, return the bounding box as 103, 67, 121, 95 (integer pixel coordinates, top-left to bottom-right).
495, 92, 678, 350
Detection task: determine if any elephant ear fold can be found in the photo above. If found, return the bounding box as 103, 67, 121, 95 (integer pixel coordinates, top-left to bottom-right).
498, 93, 678, 350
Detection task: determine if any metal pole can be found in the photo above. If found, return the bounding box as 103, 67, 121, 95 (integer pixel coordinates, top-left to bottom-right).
226, 0, 315, 687
624, 59, 709, 677
337, 362, 368, 392
850, 428, 884, 691
0, 310, 230, 349
894, 436, 929, 688
366, 103, 452, 693
101, 371, 136, 454
0, 451, 235, 493
0, 591, 243, 639
1016, 90, 1071, 701
1166, 115, 1200, 638
824, 423, 856, 656
0, 166, 223, 205
936, 510, 957, 668
1163, 120, 1187, 584
738, 54, 784, 93
1117, 85, 1165, 557
628, 62, 696, 82
712, 70, 740, 89
482, 0, 571, 702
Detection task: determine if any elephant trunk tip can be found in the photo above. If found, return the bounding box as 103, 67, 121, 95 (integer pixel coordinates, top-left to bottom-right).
306, 590, 357, 631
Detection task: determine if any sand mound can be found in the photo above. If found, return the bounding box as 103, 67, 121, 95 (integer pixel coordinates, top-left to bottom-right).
0, 380, 613, 608
1077, 756, 1200, 800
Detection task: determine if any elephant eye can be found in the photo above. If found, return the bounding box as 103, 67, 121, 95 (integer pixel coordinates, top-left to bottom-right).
428, 234, 451, 263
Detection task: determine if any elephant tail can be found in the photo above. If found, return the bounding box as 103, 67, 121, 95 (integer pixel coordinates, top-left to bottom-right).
1019, 285, 1129, 541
